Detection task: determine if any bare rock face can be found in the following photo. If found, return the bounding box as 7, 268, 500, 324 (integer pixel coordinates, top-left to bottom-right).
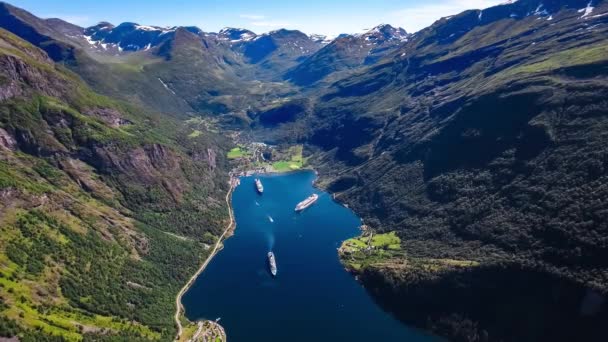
0, 54, 69, 100
94, 143, 187, 202
0, 127, 15, 150
84, 108, 132, 128
0, 76, 22, 101
206, 148, 217, 170
59, 158, 116, 201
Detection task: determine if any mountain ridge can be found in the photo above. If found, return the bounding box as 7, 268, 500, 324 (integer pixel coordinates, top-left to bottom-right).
0, 25, 232, 340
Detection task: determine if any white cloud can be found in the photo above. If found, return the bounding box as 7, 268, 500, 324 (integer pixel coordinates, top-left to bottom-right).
240, 14, 266, 20
391, 0, 505, 32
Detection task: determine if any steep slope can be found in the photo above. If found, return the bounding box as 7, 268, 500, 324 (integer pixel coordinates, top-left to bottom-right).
268, 0, 608, 341
0, 1, 83, 61
229, 28, 324, 79
285, 24, 408, 86
142, 27, 298, 125
0, 2, 197, 117
0, 28, 230, 341
0, 4, 301, 121
83, 22, 204, 53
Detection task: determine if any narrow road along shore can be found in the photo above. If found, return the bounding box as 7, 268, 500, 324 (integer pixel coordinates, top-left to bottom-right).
174, 177, 237, 341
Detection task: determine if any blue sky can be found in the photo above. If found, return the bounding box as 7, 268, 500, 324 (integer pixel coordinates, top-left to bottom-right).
9, 0, 504, 36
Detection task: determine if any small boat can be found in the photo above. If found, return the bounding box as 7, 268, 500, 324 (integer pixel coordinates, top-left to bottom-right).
255, 178, 264, 194
268, 251, 277, 276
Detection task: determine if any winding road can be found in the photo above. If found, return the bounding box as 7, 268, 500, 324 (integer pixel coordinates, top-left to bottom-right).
174, 178, 237, 341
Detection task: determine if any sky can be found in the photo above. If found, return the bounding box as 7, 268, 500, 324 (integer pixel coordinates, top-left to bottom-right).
9, 0, 505, 36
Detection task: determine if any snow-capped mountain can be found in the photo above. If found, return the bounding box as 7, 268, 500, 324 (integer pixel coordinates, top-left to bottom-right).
217, 27, 256, 42
285, 24, 410, 86
359, 24, 409, 43
83, 22, 201, 52
309, 34, 334, 45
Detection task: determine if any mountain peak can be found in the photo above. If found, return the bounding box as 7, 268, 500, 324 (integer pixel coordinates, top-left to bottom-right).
361, 23, 409, 42
309, 33, 333, 44
266, 28, 308, 38
219, 27, 256, 41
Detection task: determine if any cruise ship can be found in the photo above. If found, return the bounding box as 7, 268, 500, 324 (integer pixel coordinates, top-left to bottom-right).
268, 251, 277, 276
295, 194, 319, 212
254, 178, 264, 194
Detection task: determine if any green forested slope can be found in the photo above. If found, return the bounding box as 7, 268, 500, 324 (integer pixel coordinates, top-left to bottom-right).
279, 1, 608, 341
0, 29, 230, 341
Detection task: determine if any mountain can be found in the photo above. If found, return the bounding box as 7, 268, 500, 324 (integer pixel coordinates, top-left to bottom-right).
217, 27, 256, 42
0, 5, 272, 120
309, 33, 333, 45
1, 0, 608, 341
271, 0, 608, 340
229, 28, 325, 79
83, 21, 208, 54
0, 27, 231, 340
0, 2, 84, 61
0, 2, 203, 117
285, 24, 409, 86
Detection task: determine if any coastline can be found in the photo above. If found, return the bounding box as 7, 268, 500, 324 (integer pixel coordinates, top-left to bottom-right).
233, 166, 316, 178
174, 176, 238, 341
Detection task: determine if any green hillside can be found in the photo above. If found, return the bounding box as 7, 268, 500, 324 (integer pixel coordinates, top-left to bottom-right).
0, 29, 230, 341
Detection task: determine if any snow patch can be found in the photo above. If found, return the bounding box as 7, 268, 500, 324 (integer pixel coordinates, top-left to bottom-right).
135, 25, 160, 32
158, 78, 176, 95
83, 35, 97, 45
590, 12, 608, 18
579, 1, 594, 18
533, 3, 549, 16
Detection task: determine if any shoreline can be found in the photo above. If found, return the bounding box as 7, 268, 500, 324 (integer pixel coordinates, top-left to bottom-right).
233, 166, 316, 178
174, 177, 238, 341
173, 169, 355, 341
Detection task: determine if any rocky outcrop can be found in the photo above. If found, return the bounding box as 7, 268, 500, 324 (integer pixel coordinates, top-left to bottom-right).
0, 127, 15, 150
93, 143, 187, 202
0, 53, 70, 100
84, 108, 132, 128
59, 158, 116, 200
206, 148, 217, 170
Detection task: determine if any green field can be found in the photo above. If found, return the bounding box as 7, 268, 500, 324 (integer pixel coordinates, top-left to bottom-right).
370, 232, 401, 250
227, 147, 247, 159
271, 145, 304, 172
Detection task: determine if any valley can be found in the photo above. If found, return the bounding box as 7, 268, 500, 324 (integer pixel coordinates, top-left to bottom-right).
0, 0, 607, 341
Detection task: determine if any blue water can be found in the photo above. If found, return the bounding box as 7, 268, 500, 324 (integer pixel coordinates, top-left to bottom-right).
182, 171, 437, 342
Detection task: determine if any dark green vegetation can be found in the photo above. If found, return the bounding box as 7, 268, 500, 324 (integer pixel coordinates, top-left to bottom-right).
0, 27, 230, 341
0, 0, 608, 341
302, 1, 608, 341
